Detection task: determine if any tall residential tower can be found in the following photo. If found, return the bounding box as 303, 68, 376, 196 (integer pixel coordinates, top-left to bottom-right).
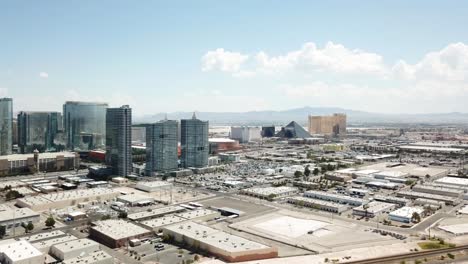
180, 113, 208, 168
145, 119, 178, 175
0, 98, 13, 155
105, 105, 132, 176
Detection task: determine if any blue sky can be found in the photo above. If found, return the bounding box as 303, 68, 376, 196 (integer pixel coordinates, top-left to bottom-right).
1, 1, 467, 115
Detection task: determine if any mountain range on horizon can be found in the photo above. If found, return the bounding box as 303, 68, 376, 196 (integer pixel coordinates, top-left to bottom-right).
134, 107, 468, 126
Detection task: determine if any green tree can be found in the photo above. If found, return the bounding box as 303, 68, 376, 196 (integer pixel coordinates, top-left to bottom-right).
267, 193, 277, 201
45, 216, 56, 228
194, 255, 200, 262
5, 190, 23, 201
294, 170, 303, 178
26, 222, 34, 233
411, 212, 421, 223
101, 214, 111, 220
313, 168, 319, 176
118, 211, 128, 219
0, 225, 5, 238
304, 165, 311, 177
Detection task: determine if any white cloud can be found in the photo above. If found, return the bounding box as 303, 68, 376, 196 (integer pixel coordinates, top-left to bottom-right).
39, 72, 49, 78
202, 42, 387, 76
202, 41, 468, 82
255, 42, 387, 75
201, 48, 249, 73
392, 42, 468, 82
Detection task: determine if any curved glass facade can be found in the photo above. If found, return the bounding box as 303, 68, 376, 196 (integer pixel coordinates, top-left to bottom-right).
17, 111, 63, 153
63, 101, 108, 151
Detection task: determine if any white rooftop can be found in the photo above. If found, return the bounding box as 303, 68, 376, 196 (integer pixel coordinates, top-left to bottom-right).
17, 188, 119, 207
0, 207, 39, 222
118, 193, 154, 203
141, 215, 186, 229
62, 250, 113, 264
353, 201, 394, 214
243, 186, 298, 196
91, 219, 150, 240
176, 209, 219, 220
127, 206, 184, 220
0, 240, 43, 262
164, 221, 269, 252
435, 177, 468, 187
136, 181, 172, 188
389, 206, 424, 219
439, 223, 468, 235
51, 238, 99, 254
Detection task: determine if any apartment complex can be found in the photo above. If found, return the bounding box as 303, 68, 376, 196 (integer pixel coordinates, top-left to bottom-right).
145, 120, 179, 175
105, 105, 132, 176
180, 113, 209, 168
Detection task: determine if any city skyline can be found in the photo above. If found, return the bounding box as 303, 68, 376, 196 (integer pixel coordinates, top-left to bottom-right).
1, 1, 468, 115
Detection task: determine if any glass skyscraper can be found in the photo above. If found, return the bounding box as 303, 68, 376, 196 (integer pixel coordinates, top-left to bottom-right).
63, 101, 108, 151
106, 105, 132, 176
145, 119, 178, 175
17, 111, 63, 153
180, 113, 209, 168
0, 98, 13, 155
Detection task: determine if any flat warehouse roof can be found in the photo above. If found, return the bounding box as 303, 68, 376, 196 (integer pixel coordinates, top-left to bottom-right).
0, 240, 43, 261
353, 201, 394, 213
164, 221, 269, 252
127, 206, 184, 220
141, 215, 186, 229
435, 177, 468, 186
389, 206, 424, 219
91, 219, 150, 240
51, 238, 99, 253
0, 208, 39, 222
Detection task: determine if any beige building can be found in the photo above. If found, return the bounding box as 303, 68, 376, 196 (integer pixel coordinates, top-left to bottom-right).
0, 152, 79, 176
308, 113, 347, 137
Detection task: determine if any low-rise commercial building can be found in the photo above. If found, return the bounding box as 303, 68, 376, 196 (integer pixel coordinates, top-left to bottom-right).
50, 239, 100, 261
135, 181, 172, 192
388, 206, 424, 223
127, 206, 185, 221
373, 195, 409, 206
304, 190, 365, 206
0, 207, 40, 230
117, 193, 155, 206
434, 177, 468, 188
241, 187, 298, 200
176, 209, 220, 221
412, 185, 463, 198
324, 173, 352, 182
352, 201, 395, 218
16, 188, 120, 211
0, 152, 79, 176
287, 196, 348, 213
0, 240, 44, 264
414, 198, 444, 209
163, 221, 278, 262
62, 250, 113, 264
397, 191, 456, 205
140, 215, 187, 231
89, 219, 152, 248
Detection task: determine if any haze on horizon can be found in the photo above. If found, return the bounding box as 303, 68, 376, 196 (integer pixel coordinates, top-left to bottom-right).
1, 1, 467, 116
